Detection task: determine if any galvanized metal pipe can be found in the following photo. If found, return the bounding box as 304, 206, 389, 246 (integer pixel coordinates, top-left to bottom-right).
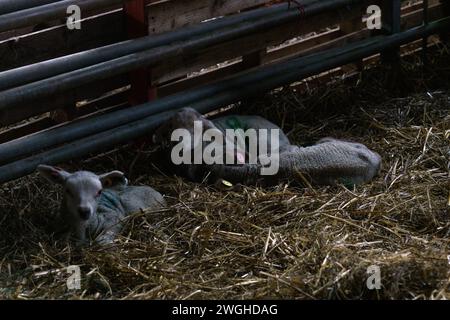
0, 0, 123, 33
0, 16, 448, 183
0, 0, 364, 111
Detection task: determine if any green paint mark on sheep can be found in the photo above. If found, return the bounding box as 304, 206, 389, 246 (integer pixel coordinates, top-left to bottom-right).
225, 116, 248, 131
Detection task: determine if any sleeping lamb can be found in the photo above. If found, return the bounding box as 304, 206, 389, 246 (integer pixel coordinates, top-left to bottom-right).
37, 165, 166, 246
152, 107, 381, 187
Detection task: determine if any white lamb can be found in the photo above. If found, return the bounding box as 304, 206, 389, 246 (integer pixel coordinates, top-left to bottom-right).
152, 108, 382, 187
37, 165, 166, 246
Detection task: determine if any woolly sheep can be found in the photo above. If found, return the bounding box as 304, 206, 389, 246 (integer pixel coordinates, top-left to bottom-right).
153, 108, 381, 186
37, 165, 166, 246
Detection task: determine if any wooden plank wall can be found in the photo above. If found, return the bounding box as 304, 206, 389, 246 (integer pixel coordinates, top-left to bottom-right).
147, 0, 270, 34
0, 6, 126, 70
0, 0, 446, 142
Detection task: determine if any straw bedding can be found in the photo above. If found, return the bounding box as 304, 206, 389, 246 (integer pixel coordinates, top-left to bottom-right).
0, 46, 449, 299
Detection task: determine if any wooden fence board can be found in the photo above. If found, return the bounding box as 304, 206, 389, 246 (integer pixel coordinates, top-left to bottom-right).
147, 0, 270, 34
157, 2, 445, 95
0, 10, 125, 71
3, 1, 443, 126
152, 5, 365, 84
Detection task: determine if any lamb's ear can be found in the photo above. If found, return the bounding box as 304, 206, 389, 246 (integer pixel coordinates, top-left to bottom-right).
37, 165, 71, 185
99, 171, 127, 188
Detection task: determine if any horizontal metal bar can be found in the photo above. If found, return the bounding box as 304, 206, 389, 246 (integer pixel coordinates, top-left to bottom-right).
0, 0, 61, 15
0, 0, 123, 33
0, 16, 448, 184
0, 1, 297, 91
0, 0, 363, 112
0, 0, 364, 164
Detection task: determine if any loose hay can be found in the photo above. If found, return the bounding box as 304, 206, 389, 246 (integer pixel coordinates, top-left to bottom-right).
0, 48, 449, 300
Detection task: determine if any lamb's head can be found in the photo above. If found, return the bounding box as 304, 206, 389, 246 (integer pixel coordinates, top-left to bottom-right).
152, 107, 218, 150
37, 165, 125, 222
152, 107, 225, 182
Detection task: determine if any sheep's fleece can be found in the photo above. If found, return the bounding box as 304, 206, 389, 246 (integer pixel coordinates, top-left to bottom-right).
38, 165, 166, 245
153, 108, 382, 186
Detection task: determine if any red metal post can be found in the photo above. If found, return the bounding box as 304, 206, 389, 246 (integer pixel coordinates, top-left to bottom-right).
123, 0, 157, 105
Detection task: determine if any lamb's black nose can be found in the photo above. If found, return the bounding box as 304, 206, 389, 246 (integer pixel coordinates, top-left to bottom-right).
78, 207, 91, 220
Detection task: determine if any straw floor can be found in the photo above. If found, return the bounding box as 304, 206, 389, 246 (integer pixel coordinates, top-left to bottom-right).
0, 46, 449, 299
